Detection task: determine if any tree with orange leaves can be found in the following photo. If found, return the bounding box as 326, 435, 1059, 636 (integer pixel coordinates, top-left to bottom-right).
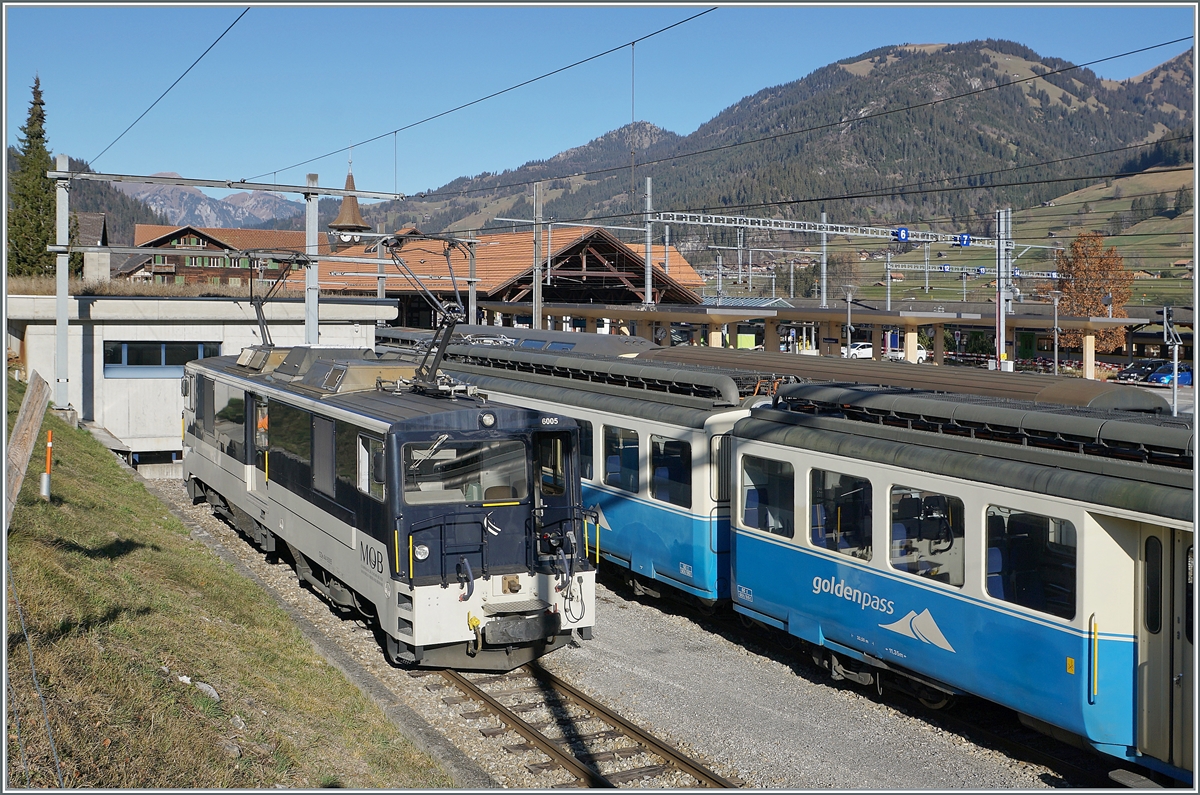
1054, 231, 1133, 352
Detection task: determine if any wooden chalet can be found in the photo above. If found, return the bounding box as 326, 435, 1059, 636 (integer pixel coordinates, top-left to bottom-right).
122, 224, 332, 286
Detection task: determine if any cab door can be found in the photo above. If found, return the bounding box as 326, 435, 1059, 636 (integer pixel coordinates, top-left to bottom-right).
248, 393, 268, 500
533, 430, 578, 563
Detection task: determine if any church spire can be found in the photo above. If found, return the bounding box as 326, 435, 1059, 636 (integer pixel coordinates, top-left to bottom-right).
329, 149, 369, 237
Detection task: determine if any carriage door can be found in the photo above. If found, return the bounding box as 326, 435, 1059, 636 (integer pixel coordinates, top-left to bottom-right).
1137, 525, 1193, 771
1172, 534, 1192, 772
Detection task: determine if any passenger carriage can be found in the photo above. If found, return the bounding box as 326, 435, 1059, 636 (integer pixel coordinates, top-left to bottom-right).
729, 383, 1193, 783
182, 345, 596, 671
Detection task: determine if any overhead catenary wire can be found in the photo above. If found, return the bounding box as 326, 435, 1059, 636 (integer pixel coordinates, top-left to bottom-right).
85, 8, 249, 173
249, 7, 717, 182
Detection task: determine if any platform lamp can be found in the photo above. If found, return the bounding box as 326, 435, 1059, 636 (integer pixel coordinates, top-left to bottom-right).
1050, 290, 1063, 376
841, 284, 856, 358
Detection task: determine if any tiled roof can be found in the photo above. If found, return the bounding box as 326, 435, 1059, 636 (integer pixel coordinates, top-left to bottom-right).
134, 224, 331, 254
275, 226, 703, 296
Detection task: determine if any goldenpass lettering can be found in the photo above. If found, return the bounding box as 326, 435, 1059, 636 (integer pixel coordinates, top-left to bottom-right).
812, 575, 894, 615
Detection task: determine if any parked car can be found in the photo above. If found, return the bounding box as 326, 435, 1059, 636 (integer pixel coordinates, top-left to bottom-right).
840, 342, 874, 359
1114, 358, 1167, 383
885, 344, 928, 363
1145, 363, 1192, 387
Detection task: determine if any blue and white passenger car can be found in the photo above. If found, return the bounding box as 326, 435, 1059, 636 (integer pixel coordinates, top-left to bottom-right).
729, 383, 1193, 783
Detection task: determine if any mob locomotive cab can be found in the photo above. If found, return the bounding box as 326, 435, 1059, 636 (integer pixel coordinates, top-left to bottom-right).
182, 344, 595, 671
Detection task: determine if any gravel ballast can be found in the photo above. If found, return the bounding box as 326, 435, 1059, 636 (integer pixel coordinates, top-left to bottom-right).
147, 474, 1067, 789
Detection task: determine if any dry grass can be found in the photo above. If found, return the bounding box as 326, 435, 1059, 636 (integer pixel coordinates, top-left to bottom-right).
4, 377, 452, 789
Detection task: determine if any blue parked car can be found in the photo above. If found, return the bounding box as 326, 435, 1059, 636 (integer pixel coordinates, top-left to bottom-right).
1145, 362, 1192, 386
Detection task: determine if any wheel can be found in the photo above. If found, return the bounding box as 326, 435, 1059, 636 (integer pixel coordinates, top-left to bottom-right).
918, 692, 954, 710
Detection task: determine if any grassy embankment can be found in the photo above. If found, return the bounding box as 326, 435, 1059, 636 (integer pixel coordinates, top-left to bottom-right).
4, 377, 452, 788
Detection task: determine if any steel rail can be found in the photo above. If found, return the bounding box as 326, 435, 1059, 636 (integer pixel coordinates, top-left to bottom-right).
526, 662, 738, 788
439, 669, 615, 787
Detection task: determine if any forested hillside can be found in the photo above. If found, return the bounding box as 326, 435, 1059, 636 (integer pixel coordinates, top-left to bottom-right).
5, 149, 169, 246
358, 40, 1192, 250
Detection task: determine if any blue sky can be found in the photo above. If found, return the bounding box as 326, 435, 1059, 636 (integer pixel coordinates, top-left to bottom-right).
4, 4, 1195, 202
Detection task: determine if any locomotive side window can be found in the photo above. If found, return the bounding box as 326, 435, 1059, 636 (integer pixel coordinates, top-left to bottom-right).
333, 420, 358, 494
603, 426, 640, 493
577, 420, 594, 481
356, 435, 385, 501
196, 375, 213, 437
889, 487, 964, 585
811, 470, 872, 559
536, 435, 565, 496
212, 382, 246, 463
403, 439, 528, 505
267, 401, 312, 492
312, 416, 336, 497
740, 455, 794, 538
650, 435, 691, 509
985, 506, 1077, 619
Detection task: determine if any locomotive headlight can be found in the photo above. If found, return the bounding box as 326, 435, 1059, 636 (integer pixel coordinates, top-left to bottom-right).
480, 412, 496, 428
414, 544, 430, 561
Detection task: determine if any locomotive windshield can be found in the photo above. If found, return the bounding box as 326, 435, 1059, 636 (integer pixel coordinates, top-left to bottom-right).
402, 439, 529, 505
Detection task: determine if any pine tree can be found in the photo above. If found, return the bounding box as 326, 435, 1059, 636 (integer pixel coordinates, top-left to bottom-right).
7, 76, 56, 277
1054, 231, 1133, 352
1174, 186, 1193, 216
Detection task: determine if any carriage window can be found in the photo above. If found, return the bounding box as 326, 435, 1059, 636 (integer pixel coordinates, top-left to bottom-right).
711, 435, 731, 503
811, 470, 872, 559
403, 439, 527, 505
578, 420, 593, 481
536, 435, 565, 496
1187, 546, 1193, 645
1145, 537, 1163, 634
357, 435, 385, 501
740, 455, 793, 538
985, 506, 1076, 620
651, 435, 691, 509
312, 416, 336, 497
890, 487, 964, 586
603, 426, 639, 493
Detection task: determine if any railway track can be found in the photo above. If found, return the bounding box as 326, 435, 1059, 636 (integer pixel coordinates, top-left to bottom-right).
414, 663, 738, 788
608, 570, 1135, 790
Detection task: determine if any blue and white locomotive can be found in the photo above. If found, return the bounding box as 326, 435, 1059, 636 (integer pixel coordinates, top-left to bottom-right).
182, 344, 595, 671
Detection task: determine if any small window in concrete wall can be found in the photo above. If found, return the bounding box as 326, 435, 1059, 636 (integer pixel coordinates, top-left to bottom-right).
103, 342, 220, 378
